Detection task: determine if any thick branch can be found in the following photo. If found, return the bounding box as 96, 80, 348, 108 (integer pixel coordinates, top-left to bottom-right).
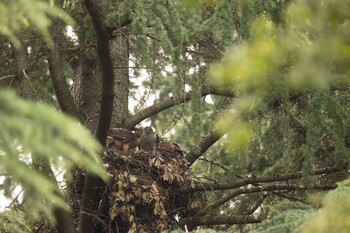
80, 0, 115, 232
47, 24, 82, 120
106, 16, 132, 39
179, 166, 343, 193
180, 215, 262, 231
124, 85, 235, 129
186, 126, 231, 166
83, 0, 114, 142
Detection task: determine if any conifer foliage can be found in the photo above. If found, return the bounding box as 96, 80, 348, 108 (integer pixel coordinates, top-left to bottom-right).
0, 0, 349, 233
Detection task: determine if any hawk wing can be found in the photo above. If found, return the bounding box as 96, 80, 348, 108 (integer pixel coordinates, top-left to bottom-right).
158, 141, 183, 157
107, 128, 141, 153
108, 128, 136, 142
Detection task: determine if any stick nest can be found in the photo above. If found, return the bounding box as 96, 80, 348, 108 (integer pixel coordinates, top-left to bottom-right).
70, 150, 205, 233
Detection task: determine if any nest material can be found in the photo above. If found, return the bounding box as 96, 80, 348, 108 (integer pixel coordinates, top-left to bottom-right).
92, 149, 203, 233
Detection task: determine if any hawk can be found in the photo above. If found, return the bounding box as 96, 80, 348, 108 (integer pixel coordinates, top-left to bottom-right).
106, 128, 142, 154
139, 127, 158, 154
158, 141, 183, 157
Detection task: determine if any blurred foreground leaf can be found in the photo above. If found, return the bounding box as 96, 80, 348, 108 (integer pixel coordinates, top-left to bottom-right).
301, 179, 350, 233
210, 0, 350, 148
0, 90, 107, 219
0, 0, 74, 47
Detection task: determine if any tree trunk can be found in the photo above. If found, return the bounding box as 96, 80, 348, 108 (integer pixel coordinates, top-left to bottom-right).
73, 52, 102, 130
111, 27, 130, 126
70, 52, 102, 230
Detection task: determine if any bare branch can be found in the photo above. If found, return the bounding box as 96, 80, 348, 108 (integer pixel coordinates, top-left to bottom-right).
185, 126, 231, 166
198, 156, 229, 171
243, 194, 268, 215
180, 215, 262, 231
197, 183, 336, 216
179, 166, 343, 193
47, 24, 82, 120
0, 74, 16, 81
272, 191, 308, 204
124, 85, 235, 129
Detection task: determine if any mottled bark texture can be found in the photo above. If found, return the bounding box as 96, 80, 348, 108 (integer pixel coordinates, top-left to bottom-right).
73, 52, 102, 130
111, 27, 130, 126
79, 0, 115, 232
12, 33, 34, 99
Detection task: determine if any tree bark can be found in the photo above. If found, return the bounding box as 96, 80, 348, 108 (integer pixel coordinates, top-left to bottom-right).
124, 85, 236, 129
47, 20, 82, 120
179, 166, 343, 193
79, 1, 115, 232
186, 125, 230, 166
197, 183, 336, 217
180, 215, 262, 231
73, 52, 101, 127
12, 33, 33, 99
110, 27, 130, 126
30, 148, 77, 233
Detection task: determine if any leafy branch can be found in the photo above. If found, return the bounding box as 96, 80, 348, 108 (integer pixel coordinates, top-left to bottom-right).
0, 90, 107, 223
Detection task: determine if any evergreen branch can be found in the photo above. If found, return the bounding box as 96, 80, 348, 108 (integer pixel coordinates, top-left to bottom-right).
197, 183, 336, 217
180, 214, 262, 231
80, 0, 115, 232
179, 166, 342, 193
288, 111, 336, 156
0, 91, 106, 232
64, 43, 96, 52
124, 85, 235, 129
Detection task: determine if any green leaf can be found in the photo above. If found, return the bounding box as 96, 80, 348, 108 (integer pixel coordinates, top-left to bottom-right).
0, 90, 108, 220
0, 0, 74, 47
